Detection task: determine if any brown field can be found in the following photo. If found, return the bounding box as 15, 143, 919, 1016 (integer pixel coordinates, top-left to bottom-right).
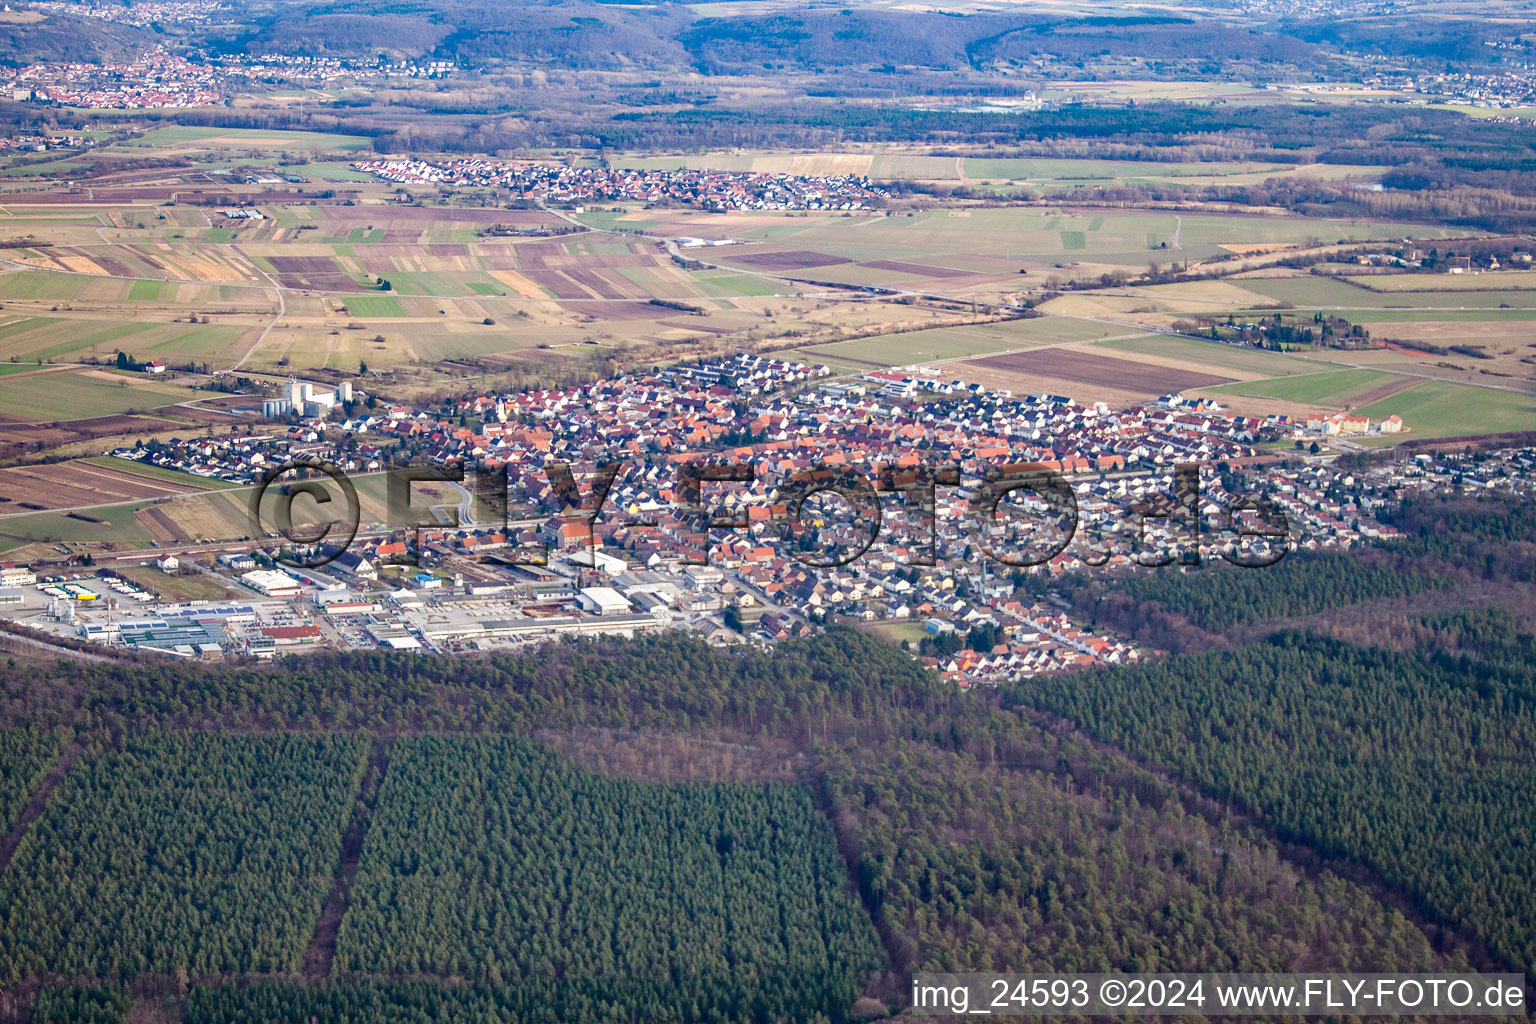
945, 360, 1153, 408
268, 256, 342, 273
731, 250, 851, 270
522, 270, 590, 299
563, 268, 625, 299
0, 415, 184, 450
964, 348, 1236, 393
1346, 376, 1422, 406
0, 459, 212, 511
858, 259, 974, 278
563, 300, 669, 321
136, 504, 185, 544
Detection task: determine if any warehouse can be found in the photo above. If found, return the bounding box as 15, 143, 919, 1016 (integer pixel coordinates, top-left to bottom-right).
578, 586, 631, 616
239, 569, 303, 598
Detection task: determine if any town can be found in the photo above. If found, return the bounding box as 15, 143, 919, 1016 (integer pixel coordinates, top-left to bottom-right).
4, 47, 454, 109
4, 348, 1528, 686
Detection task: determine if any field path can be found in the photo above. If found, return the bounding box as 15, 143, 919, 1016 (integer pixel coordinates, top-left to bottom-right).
231, 259, 287, 371
1172, 215, 1183, 250
955, 156, 968, 182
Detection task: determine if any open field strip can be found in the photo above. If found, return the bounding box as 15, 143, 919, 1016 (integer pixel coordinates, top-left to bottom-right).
1201, 367, 1404, 406
1091, 334, 1318, 378
1343, 271, 1536, 292
792, 316, 1134, 369
1242, 277, 1536, 309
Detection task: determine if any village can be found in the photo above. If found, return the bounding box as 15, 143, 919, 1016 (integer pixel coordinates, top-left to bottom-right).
356, 158, 893, 212
4, 349, 1530, 685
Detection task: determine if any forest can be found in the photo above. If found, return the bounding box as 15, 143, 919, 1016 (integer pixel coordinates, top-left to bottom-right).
0, 733, 368, 982
335, 735, 883, 991
1060, 494, 1536, 652
0, 728, 59, 837
1009, 610, 1536, 980
1071, 549, 1451, 635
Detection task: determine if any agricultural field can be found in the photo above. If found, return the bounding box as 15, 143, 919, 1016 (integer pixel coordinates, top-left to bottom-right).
1353, 380, 1536, 440
0, 155, 1522, 450
0, 315, 256, 367
697, 208, 1462, 276
1344, 271, 1536, 292
612, 151, 1389, 192
1093, 334, 1318, 378
1201, 367, 1406, 407
794, 315, 1123, 370
943, 340, 1237, 406
0, 500, 154, 557
0, 368, 195, 422
0, 457, 220, 513
113, 126, 374, 158
0, 732, 368, 982
1240, 276, 1536, 310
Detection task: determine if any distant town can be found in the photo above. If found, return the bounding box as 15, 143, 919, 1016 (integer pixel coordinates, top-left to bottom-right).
358, 159, 892, 212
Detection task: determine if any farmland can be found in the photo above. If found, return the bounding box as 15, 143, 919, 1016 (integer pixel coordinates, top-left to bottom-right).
948, 342, 1236, 405
1203, 368, 1404, 407
0, 124, 1522, 477
794, 316, 1124, 370
1094, 334, 1317, 377
1354, 380, 1536, 439
0, 457, 220, 513
0, 369, 194, 422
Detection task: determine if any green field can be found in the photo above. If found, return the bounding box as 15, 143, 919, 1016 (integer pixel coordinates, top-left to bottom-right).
1356, 380, 1536, 439
113, 564, 235, 602
1345, 271, 1536, 292
0, 316, 157, 363
1292, 309, 1536, 323
345, 295, 408, 318
1203, 367, 1402, 405
865, 621, 930, 645
0, 272, 91, 302
708, 209, 1465, 270
0, 502, 154, 555
0, 370, 190, 420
